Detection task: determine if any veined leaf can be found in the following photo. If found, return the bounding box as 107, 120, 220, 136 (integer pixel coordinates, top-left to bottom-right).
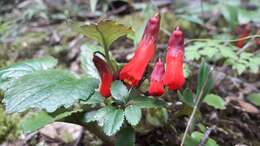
103, 107, 125, 136
124, 105, 141, 126
111, 80, 128, 102
75, 20, 133, 49
84, 107, 112, 127
0, 56, 57, 82
116, 126, 135, 146
2, 69, 98, 113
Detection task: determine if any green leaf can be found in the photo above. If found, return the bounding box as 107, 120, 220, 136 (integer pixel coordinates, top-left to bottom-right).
191, 131, 219, 146
196, 62, 213, 99
219, 46, 237, 59
85, 91, 104, 104
221, 4, 238, 29
124, 105, 141, 126
247, 93, 260, 106
0, 56, 57, 82
20, 109, 83, 133
178, 88, 194, 107
179, 15, 204, 25
76, 20, 133, 49
183, 64, 190, 78
20, 111, 54, 133
84, 107, 111, 126
111, 80, 129, 102
116, 126, 135, 146
233, 63, 246, 75
80, 44, 103, 79
184, 135, 199, 146
203, 94, 225, 110
103, 107, 125, 136
2, 69, 98, 113
185, 43, 202, 61
52, 108, 83, 121
132, 96, 166, 109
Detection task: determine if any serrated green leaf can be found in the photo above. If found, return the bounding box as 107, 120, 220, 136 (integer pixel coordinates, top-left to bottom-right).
80, 44, 103, 79
111, 80, 128, 102
203, 94, 225, 110
76, 20, 133, 49
125, 105, 141, 126
132, 96, 166, 109
0, 56, 57, 82
103, 107, 125, 136
196, 62, 213, 99
185, 43, 202, 60
116, 126, 135, 146
20, 111, 54, 133
199, 46, 218, 58
219, 46, 237, 59
2, 69, 98, 113
84, 107, 112, 126
233, 63, 246, 75
247, 93, 260, 106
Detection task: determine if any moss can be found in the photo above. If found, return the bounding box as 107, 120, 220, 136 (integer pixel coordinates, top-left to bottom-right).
0, 105, 20, 144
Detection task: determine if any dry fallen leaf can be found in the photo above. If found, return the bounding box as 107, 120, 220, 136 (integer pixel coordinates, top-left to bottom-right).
226, 96, 259, 114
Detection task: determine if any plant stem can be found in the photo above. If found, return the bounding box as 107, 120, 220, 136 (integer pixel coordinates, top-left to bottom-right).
180, 69, 212, 146
96, 26, 116, 73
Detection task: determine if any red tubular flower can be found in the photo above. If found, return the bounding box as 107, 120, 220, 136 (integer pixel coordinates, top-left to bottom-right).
236, 24, 251, 48
163, 27, 185, 90
119, 13, 160, 86
149, 59, 165, 96
93, 54, 113, 97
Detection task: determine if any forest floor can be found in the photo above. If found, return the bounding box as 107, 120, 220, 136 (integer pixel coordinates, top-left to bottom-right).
0, 0, 259, 146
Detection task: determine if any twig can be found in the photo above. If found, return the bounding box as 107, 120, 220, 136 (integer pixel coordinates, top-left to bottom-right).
180, 67, 213, 146
198, 125, 216, 146
184, 34, 260, 45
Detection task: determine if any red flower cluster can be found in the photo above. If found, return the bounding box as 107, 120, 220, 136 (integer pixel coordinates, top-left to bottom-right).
94, 13, 185, 97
